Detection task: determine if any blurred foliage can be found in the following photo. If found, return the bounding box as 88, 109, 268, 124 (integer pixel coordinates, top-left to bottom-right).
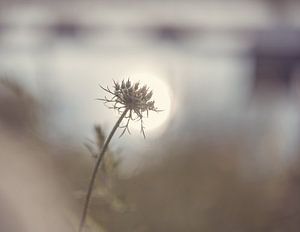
0, 79, 38, 132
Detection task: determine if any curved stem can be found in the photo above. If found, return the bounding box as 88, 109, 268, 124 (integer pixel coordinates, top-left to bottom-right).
79, 109, 129, 232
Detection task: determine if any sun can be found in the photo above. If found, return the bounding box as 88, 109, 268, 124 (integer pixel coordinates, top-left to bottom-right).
125, 73, 172, 134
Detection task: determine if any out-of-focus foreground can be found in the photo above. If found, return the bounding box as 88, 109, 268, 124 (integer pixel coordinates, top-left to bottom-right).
1, 80, 300, 232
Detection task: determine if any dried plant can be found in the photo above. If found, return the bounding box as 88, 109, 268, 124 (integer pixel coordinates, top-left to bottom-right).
98, 79, 161, 138
79, 79, 160, 232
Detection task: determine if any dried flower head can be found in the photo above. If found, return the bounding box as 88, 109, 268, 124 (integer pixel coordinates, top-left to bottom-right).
97, 79, 161, 137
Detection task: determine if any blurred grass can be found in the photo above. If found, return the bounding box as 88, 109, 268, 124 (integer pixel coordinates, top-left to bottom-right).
1, 79, 300, 232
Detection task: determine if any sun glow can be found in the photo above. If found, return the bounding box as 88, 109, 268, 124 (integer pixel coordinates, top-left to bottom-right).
124, 73, 172, 134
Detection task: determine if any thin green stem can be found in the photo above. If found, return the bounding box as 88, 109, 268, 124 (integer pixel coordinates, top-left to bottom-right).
79, 109, 129, 232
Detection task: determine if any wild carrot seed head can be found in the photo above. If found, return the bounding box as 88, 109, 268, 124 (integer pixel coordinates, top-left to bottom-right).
98, 79, 160, 137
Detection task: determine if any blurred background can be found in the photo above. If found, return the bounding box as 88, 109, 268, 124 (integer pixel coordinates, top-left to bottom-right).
1, 0, 300, 231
